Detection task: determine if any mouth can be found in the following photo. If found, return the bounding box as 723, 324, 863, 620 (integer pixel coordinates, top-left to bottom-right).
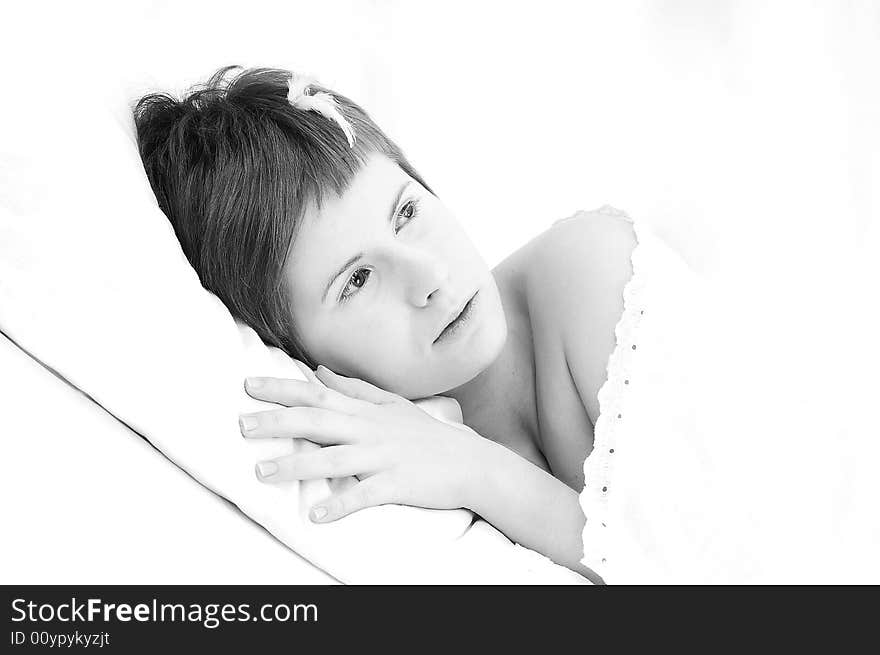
433, 291, 479, 345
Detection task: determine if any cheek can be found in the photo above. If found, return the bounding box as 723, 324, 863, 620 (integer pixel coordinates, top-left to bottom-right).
422, 203, 481, 261
447, 225, 488, 274
309, 308, 412, 376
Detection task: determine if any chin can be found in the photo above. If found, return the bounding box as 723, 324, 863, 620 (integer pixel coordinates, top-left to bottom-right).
434, 317, 508, 396
387, 294, 509, 399
389, 347, 493, 399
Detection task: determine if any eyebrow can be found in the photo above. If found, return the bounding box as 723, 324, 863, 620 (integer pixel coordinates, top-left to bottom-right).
322, 180, 412, 303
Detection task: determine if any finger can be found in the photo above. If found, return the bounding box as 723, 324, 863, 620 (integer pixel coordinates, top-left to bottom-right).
291, 359, 320, 384
309, 477, 390, 522
315, 365, 404, 405
255, 446, 376, 482
239, 407, 368, 445
244, 376, 366, 414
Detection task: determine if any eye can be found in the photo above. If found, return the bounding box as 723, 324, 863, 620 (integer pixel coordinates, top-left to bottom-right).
339, 267, 372, 303
338, 198, 421, 304
394, 198, 421, 233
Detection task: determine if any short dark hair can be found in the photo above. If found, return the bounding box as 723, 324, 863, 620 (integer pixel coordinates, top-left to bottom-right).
133, 65, 431, 369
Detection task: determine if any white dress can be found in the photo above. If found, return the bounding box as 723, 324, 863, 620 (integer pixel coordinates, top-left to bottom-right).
574, 205, 880, 584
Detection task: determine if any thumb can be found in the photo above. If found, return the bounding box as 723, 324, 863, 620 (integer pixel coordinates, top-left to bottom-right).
315, 365, 403, 405
309, 477, 389, 523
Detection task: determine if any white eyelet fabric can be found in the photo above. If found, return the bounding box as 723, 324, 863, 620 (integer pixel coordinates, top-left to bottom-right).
566, 206, 880, 584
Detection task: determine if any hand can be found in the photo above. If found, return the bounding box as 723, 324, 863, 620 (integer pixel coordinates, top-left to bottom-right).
239, 364, 487, 523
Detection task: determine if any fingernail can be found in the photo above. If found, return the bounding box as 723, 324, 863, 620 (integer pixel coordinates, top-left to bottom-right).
246, 377, 264, 390
255, 461, 278, 478
239, 414, 258, 432
310, 506, 328, 521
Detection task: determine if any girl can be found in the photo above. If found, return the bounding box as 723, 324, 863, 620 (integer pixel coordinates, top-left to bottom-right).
136, 65, 879, 584
134, 65, 619, 582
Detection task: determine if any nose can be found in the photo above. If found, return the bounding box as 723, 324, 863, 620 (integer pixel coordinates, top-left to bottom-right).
395, 245, 450, 308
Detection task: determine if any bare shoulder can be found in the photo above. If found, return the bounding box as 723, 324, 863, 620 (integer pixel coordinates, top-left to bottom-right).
523, 211, 638, 422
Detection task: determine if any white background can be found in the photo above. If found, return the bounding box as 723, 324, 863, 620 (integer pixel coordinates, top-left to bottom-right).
2, 1, 878, 583
12, 0, 877, 270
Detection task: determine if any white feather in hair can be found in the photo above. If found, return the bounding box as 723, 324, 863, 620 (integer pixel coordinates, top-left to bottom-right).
287, 74, 356, 148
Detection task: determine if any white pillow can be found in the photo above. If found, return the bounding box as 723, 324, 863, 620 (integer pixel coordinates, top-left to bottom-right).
0, 76, 587, 584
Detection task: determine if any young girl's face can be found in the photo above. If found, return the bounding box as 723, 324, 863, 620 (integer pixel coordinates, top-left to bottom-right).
284, 153, 508, 399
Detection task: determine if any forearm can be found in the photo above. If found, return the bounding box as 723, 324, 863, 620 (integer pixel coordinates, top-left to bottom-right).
465, 438, 601, 583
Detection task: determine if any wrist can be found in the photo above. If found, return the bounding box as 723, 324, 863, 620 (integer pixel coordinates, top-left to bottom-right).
458, 431, 506, 514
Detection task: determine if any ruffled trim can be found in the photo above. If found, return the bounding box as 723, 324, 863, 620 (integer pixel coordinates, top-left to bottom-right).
576, 205, 650, 581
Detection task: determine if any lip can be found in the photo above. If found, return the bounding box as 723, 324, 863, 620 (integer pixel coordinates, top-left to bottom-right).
433, 291, 479, 344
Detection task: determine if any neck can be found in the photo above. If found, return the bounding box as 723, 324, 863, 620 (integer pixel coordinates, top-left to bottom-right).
444, 269, 538, 448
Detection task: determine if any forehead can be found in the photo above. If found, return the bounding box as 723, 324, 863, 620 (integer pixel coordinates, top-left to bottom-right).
318, 153, 406, 217
285, 154, 408, 301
